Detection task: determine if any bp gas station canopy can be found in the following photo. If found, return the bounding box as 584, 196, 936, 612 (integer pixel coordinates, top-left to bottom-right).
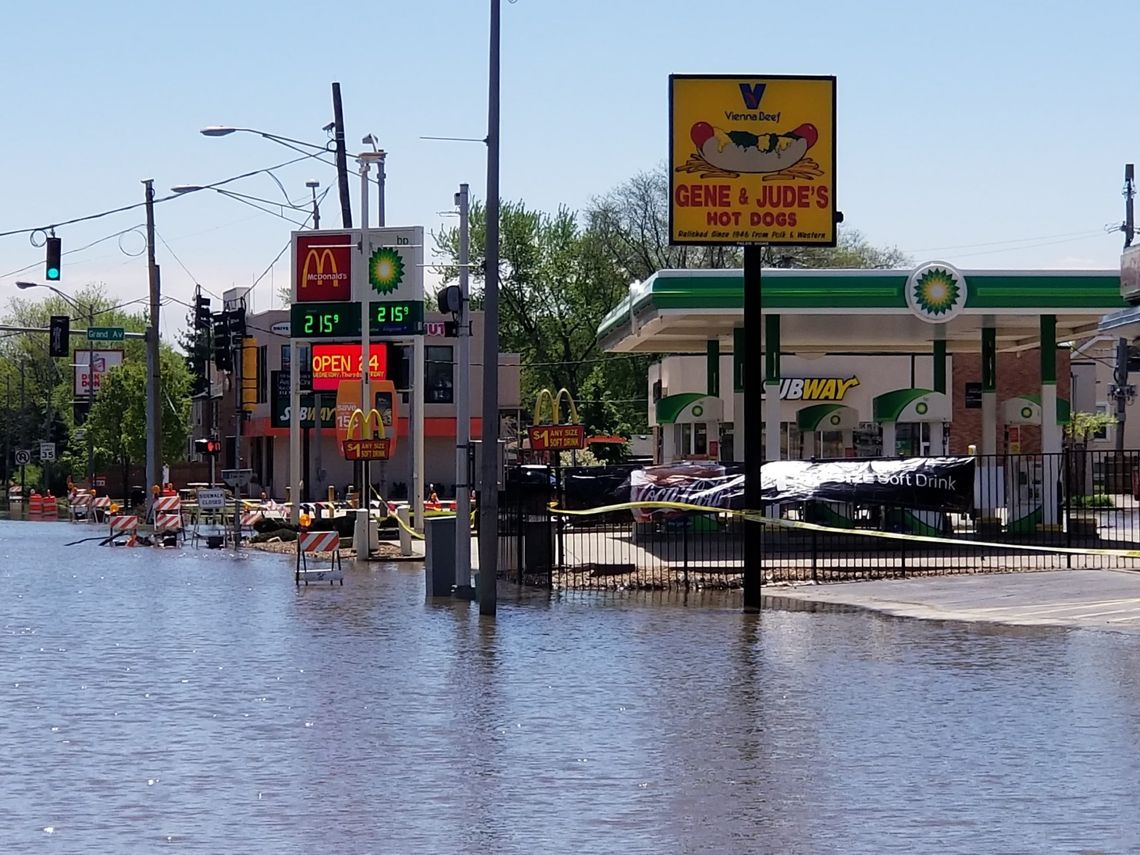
598, 268, 1127, 354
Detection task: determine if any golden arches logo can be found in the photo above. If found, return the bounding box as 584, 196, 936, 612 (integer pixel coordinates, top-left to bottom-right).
346, 408, 387, 440
533, 388, 580, 425
300, 247, 345, 289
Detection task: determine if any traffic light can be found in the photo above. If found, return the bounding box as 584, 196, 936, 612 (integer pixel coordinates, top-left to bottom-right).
226, 306, 246, 347
194, 437, 222, 456
194, 294, 212, 330
49, 315, 69, 358
45, 236, 61, 281
212, 312, 232, 371
437, 285, 461, 315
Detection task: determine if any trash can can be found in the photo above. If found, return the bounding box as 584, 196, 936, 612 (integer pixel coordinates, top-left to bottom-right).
424, 515, 457, 598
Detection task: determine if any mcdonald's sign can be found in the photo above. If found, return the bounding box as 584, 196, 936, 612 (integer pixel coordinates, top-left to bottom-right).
528, 387, 586, 451
294, 232, 353, 303
341, 407, 391, 460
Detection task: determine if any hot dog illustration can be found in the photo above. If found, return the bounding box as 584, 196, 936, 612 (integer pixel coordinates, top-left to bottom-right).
690, 121, 818, 174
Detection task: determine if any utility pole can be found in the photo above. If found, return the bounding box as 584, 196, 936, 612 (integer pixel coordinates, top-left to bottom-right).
455, 183, 472, 591
87, 303, 95, 487
478, 0, 501, 617
332, 82, 353, 229
1116, 163, 1135, 460
143, 179, 162, 519
233, 300, 244, 549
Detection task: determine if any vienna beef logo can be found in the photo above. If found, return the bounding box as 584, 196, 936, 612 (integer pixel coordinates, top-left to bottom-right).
295, 233, 351, 302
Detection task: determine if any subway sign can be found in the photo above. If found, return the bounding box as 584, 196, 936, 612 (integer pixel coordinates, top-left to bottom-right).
762, 376, 860, 401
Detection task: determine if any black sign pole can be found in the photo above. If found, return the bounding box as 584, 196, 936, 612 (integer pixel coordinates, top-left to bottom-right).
743, 245, 764, 611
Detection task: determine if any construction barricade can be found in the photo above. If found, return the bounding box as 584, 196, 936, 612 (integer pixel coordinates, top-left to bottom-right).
108, 515, 140, 546
90, 496, 112, 524
295, 530, 343, 587
68, 490, 92, 522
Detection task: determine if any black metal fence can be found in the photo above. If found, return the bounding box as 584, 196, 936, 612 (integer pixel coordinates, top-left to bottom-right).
497, 450, 1140, 591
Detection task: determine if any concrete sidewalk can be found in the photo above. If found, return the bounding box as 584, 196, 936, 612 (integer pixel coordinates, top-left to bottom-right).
768, 569, 1140, 633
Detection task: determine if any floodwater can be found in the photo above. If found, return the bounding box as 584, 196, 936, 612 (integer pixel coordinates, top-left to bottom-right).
2, 519, 1139, 854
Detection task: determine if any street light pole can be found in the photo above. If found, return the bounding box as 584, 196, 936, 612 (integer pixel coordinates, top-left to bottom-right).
87, 303, 94, 487
478, 0, 502, 616
455, 183, 472, 590
143, 179, 162, 518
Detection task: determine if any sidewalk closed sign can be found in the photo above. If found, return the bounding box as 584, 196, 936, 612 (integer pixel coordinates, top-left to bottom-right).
198, 488, 226, 510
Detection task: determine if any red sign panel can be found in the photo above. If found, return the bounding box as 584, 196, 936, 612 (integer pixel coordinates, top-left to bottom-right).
342, 438, 392, 461
295, 233, 353, 302
529, 424, 586, 451
311, 344, 388, 392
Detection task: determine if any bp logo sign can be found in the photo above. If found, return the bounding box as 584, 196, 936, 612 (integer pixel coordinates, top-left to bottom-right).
916, 401, 929, 415
691, 404, 704, 418
829, 414, 841, 426
369, 247, 405, 296
1021, 405, 1033, 420
906, 262, 967, 323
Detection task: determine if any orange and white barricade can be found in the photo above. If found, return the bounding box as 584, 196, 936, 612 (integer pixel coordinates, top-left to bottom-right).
155, 512, 183, 533
69, 490, 93, 522
42, 494, 58, 519
108, 514, 140, 546
90, 495, 112, 523
28, 493, 43, 519
150, 495, 183, 531
91, 496, 112, 524
295, 530, 343, 586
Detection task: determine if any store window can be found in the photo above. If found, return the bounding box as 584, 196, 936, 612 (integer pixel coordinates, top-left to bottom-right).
426, 346, 454, 404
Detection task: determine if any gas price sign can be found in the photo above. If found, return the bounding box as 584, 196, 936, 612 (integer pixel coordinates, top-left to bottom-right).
290, 301, 424, 338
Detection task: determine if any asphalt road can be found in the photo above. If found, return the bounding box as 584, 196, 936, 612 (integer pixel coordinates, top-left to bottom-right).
768, 568, 1140, 633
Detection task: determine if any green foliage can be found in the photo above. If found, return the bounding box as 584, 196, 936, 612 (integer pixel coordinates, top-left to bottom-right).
1065, 411, 1115, 443
0, 284, 190, 489
433, 166, 910, 460
1071, 493, 1115, 509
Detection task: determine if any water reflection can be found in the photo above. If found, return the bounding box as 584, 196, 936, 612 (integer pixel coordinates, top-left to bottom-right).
0, 520, 1138, 853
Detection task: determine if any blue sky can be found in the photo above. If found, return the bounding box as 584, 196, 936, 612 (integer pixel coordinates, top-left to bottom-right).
1, 0, 1136, 341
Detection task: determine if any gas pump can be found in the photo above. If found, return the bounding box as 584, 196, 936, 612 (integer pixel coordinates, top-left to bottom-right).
1001, 395, 1068, 531
796, 404, 860, 526
873, 389, 952, 534
655, 393, 723, 464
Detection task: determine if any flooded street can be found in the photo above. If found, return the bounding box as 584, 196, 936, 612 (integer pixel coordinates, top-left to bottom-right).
2, 519, 1139, 853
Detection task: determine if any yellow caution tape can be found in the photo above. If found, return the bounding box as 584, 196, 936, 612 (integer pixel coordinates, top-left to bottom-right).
547, 500, 1140, 560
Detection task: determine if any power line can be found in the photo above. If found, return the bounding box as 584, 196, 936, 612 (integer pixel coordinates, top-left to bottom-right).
0, 151, 328, 240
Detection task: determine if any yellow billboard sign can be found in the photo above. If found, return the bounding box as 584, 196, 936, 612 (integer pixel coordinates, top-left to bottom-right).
669, 74, 836, 246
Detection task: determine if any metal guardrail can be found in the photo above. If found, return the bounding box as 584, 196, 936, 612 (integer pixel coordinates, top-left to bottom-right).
498, 451, 1140, 591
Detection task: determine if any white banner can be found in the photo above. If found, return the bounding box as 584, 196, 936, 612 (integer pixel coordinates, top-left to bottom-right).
74, 350, 124, 396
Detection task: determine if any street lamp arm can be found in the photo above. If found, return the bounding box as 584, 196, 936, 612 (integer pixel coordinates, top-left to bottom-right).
15, 281, 82, 315
200, 126, 336, 154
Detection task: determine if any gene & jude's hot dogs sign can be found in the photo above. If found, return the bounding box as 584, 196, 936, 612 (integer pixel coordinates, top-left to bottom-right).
669, 74, 836, 246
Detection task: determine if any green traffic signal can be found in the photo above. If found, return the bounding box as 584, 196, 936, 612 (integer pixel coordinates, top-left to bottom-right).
45, 237, 61, 281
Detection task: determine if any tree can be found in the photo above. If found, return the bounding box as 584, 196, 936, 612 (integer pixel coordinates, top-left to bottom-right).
86, 349, 192, 492
433, 167, 911, 454
0, 284, 191, 490
434, 200, 632, 420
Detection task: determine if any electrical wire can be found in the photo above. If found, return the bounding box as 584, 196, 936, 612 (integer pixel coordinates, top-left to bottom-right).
0, 151, 329, 240
154, 230, 215, 298
903, 229, 1108, 254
